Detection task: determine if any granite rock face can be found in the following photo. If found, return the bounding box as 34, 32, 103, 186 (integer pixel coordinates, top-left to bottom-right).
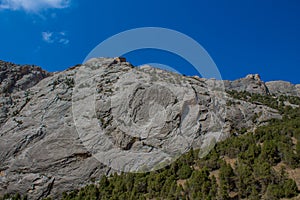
266, 81, 300, 97
0, 61, 109, 199
224, 74, 270, 95
0, 61, 49, 94
223, 73, 300, 98
0, 61, 50, 126
0, 59, 288, 199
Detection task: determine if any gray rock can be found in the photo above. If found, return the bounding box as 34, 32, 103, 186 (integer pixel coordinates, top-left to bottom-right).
266, 81, 300, 97
224, 74, 269, 95
0, 59, 287, 199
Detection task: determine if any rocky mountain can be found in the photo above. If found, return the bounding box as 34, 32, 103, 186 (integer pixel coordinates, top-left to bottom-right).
0, 58, 298, 199
266, 81, 300, 97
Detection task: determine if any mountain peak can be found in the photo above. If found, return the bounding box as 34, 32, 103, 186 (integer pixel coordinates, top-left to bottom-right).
0, 59, 298, 199
246, 74, 261, 81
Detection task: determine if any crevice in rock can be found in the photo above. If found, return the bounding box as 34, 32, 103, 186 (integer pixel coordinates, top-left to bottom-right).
38, 177, 55, 200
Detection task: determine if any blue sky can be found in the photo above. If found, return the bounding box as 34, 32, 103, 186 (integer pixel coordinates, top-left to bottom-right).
0, 0, 299, 83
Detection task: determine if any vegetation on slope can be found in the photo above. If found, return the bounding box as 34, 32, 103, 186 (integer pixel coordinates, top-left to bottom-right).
1, 92, 300, 200
57, 93, 300, 200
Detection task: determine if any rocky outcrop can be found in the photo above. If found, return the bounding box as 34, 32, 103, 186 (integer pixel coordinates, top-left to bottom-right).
223, 73, 300, 98
0, 61, 50, 94
0, 61, 50, 127
266, 81, 300, 97
0, 59, 287, 199
0, 61, 109, 199
224, 74, 269, 95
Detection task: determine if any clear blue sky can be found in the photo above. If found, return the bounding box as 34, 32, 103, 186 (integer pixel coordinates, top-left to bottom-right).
0, 0, 299, 83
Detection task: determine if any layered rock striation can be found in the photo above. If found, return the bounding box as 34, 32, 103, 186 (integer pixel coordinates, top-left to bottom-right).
0, 58, 292, 199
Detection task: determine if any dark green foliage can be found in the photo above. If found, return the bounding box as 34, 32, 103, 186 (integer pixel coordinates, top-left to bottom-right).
0, 194, 27, 200
265, 179, 298, 200
56, 94, 300, 199
176, 164, 192, 179
4, 93, 300, 200
216, 133, 256, 159
219, 162, 234, 200
186, 168, 214, 199
197, 149, 221, 170
259, 140, 280, 165
219, 162, 235, 192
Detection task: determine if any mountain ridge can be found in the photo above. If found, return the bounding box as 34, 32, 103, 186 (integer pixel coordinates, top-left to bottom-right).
0, 58, 298, 199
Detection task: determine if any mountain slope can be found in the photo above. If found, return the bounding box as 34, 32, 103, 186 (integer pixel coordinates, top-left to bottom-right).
0, 58, 299, 199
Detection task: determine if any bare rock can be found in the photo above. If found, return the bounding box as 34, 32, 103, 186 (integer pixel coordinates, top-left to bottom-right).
0, 59, 287, 199
266, 81, 300, 97
224, 74, 269, 95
